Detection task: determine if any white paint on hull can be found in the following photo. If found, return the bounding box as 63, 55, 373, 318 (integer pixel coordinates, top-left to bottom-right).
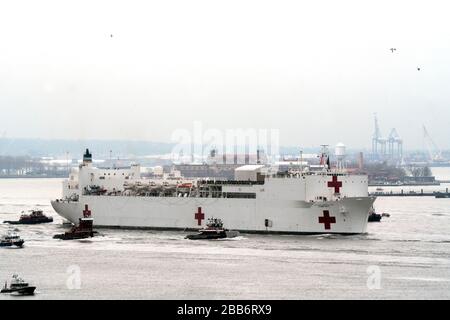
51, 196, 375, 234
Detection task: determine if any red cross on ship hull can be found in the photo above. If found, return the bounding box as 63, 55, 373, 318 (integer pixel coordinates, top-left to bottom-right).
194, 207, 205, 226
318, 210, 336, 230
328, 175, 343, 194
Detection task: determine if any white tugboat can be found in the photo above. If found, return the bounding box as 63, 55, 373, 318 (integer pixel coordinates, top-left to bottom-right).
51, 147, 375, 235
186, 218, 240, 240
1, 274, 36, 295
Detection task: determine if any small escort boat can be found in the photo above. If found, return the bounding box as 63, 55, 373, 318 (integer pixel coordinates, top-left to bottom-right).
4, 210, 53, 225
0, 231, 24, 248
186, 218, 240, 240
435, 192, 450, 199
368, 207, 390, 222
368, 212, 382, 222
1, 274, 36, 295
368, 207, 382, 222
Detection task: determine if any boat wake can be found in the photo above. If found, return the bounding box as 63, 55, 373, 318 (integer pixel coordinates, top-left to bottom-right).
214, 236, 247, 241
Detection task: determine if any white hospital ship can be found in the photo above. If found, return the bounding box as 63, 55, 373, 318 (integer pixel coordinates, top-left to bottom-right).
51, 148, 375, 234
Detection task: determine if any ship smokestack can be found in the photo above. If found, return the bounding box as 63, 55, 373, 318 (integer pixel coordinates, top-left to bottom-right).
83, 149, 92, 164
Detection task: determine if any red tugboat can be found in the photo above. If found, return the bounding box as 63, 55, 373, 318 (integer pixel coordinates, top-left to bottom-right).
4, 210, 53, 225
53, 206, 95, 240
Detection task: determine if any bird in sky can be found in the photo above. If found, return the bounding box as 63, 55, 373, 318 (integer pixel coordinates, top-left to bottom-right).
390, 48, 397, 53
417, 67, 421, 71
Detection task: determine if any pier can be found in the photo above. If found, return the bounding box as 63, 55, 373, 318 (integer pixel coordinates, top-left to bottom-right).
370, 188, 450, 197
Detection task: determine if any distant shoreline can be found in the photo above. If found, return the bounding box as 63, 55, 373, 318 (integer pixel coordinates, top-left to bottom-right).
0, 176, 65, 179
369, 183, 441, 187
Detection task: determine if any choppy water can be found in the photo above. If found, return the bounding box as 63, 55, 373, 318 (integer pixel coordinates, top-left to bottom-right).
0, 177, 450, 300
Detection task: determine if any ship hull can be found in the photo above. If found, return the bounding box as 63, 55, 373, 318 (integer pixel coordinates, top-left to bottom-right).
0, 241, 24, 247
1, 286, 36, 295
4, 219, 53, 225
51, 196, 375, 235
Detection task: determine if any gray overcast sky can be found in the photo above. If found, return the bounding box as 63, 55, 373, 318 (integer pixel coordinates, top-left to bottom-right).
1, 0, 450, 150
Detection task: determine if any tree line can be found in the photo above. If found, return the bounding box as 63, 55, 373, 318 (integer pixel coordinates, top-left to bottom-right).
0, 156, 46, 175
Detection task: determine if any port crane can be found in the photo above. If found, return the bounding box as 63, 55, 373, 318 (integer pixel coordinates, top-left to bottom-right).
372, 113, 387, 156
372, 114, 403, 161
387, 128, 403, 161
423, 125, 443, 162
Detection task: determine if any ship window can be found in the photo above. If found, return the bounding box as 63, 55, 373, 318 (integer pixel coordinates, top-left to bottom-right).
225, 192, 256, 199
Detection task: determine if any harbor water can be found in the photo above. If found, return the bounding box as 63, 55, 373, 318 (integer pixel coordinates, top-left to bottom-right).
1, 175, 450, 300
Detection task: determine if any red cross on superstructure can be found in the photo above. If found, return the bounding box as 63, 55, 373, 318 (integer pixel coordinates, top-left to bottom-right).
194, 207, 205, 226
318, 210, 336, 230
327, 175, 343, 194
83, 204, 91, 218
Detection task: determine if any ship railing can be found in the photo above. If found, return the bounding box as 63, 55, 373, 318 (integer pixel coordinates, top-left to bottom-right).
89, 190, 257, 200
266, 171, 365, 179
197, 180, 265, 186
